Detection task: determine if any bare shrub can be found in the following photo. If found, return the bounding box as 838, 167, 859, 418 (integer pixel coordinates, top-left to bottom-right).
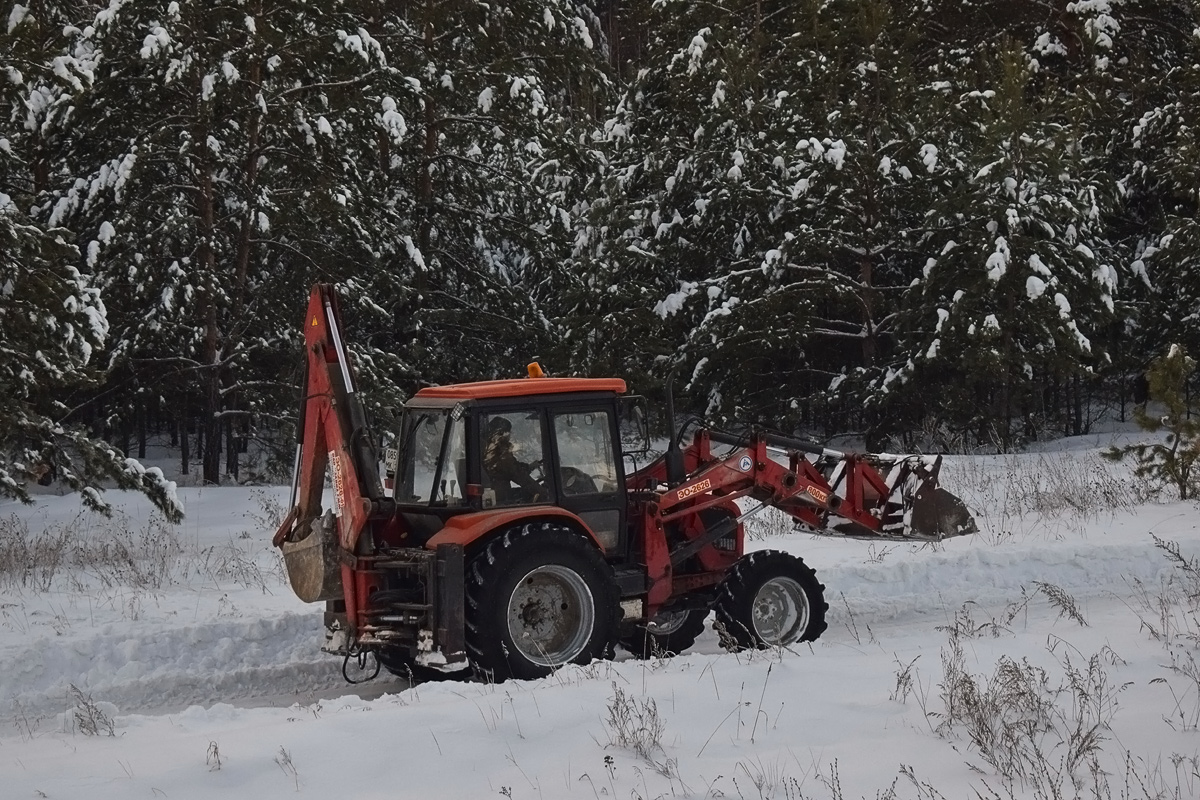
0, 514, 72, 590
245, 488, 287, 532
892, 655, 920, 703
207, 741, 222, 771
1033, 582, 1089, 627
943, 451, 1155, 544
196, 540, 278, 592
86, 516, 183, 590
1157, 648, 1200, 732
932, 631, 1124, 795
1125, 537, 1200, 733
69, 684, 115, 737
938, 594, 1032, 639
274, 746, 299, 791
0, 512, 183, 592
604, 683, 665, 761
0, 509, 289, 596
744, 508, 794, 541
12, 697, 43, 741
1027, 451, 1154, 517
734, 756, 790, 800
1152, 536, 1200, 602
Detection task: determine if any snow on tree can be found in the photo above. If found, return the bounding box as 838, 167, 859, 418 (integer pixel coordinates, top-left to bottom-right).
1124, 2, 1200, 365
883, 42, 1119, 448
40, 0, 415, 483
351, 0, 610, 391
1, 1, 179, 516
576, 0, 941, 432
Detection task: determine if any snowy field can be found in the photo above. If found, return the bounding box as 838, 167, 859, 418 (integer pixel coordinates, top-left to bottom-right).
3, 438, 1200, 799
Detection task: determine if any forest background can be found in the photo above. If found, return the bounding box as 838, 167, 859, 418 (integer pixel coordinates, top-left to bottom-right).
3, 0, 1197, 507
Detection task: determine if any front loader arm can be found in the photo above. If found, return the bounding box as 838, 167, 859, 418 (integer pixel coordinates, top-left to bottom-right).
636, 427, 976, 616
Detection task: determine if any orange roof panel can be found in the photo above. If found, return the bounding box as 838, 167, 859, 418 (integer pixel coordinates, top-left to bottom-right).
415, 377, 627, 401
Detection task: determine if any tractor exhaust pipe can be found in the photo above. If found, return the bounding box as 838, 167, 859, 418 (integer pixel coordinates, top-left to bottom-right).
664, 368, 686, 488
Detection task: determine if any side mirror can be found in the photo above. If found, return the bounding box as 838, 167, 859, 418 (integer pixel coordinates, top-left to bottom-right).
617, 396, 651, 455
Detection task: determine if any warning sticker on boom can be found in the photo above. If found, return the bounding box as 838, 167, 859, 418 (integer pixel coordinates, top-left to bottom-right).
330, 450, 347, 515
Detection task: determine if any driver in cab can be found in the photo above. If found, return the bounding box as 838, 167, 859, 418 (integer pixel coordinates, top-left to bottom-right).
483, 416, 544, 503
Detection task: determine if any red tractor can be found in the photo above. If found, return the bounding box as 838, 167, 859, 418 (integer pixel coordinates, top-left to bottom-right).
273, 285, 976, 682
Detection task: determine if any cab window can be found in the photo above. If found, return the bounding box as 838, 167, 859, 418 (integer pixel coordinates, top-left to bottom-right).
553, 411, 618, 496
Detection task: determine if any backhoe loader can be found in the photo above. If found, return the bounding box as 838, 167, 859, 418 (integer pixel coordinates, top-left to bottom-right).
273, 284, 976, 681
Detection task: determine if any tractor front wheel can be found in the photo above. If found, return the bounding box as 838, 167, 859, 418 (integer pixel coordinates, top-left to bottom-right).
465, 522, 619, 681
714, 550, 827, 650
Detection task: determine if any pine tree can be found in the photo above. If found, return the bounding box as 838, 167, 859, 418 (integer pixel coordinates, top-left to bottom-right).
1124, 0, 1200, 363
1, 1, 179, 517
354, 0, 610, 390
1105, 344, 1200, 499
877, 39, 1118, 449
42, 0, 410, 482
576, 0, 940, 432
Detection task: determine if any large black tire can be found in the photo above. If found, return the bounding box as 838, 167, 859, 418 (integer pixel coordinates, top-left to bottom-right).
620, 608, 708, 659
714, 550, 828, 650
465, 522, 619, 681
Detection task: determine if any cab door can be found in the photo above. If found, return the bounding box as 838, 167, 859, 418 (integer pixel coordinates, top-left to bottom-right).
549, 406, 626, 555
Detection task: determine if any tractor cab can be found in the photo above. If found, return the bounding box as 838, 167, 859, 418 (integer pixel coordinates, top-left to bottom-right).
388, 373, 644, 557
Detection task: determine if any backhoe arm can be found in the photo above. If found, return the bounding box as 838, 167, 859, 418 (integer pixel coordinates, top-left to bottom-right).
272, 284, 391, 559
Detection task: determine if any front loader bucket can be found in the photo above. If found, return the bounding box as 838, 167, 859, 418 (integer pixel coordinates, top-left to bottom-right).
907, 479, 978, 540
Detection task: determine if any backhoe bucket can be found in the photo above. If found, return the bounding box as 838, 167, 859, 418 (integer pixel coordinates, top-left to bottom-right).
906, 476, 977, 540
280, 510, 343, 603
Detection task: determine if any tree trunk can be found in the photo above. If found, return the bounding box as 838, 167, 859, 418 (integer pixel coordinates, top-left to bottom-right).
418, 5, 436, 263
1072, 373, 1083, 436
232, 5, 263, 321
198, 148, 222, 485
859, 256, 877, 368
225, 416, 239, 480
137, 402, 147, 459
180, 414, 190, 478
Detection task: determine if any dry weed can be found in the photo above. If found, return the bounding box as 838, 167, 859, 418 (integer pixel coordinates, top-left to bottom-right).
604, 682, 665, 761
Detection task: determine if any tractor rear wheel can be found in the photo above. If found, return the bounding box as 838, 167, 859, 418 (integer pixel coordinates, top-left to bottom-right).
714, 550, 827, 650
620, 608, 708, 659
465, 522, 619, 681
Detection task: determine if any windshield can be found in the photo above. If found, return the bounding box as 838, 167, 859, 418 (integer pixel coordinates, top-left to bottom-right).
397, 407, 466, 505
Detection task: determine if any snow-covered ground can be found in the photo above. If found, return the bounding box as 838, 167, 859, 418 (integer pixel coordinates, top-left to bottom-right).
2, 442, 1199, 798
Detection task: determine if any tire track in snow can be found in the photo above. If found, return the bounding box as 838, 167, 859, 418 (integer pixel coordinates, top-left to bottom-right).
0, 535, 1184, 720
0, 612, 344, 720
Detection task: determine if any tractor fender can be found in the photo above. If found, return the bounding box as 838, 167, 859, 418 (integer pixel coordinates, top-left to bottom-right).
424, 507, 604, 552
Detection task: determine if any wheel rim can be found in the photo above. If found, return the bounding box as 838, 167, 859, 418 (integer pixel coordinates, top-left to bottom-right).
507, 564, 595, 667
751, 577, 809, 645
646, 608, 690, 635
